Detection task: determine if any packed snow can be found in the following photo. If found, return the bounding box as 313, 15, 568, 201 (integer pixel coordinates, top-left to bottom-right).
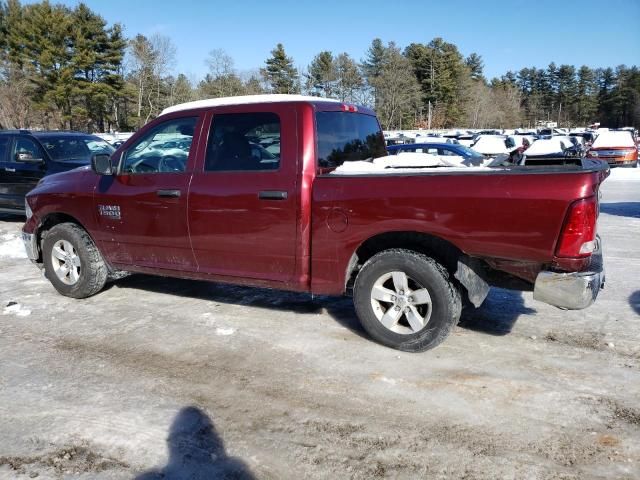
592, 130, 635, 148
606, 167, 640, 181
471, 136, 510, 154
2, 302, 31, 317
525, 138, 570, 156
330, 153, 491, 175
0, 233, 27, 259
215, 327, 235, 336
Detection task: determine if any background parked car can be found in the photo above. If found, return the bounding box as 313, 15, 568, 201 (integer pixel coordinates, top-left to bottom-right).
0, 130, 115, 213
523, 137, 583, 166
586, 130, 638, 167
387, 142, 486, 166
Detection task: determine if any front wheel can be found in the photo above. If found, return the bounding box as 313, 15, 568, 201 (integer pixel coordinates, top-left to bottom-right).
42, 223, 108, 299
353, 249, 461, 352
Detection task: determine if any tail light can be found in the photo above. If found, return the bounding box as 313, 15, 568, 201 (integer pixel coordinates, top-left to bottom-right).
556, 197, 597, 258
622, 148, 638, 160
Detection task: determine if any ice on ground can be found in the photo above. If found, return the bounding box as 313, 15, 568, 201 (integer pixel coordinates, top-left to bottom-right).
0, 233, 27, 259
215, 327, 235, 336
3, 303, 31, 317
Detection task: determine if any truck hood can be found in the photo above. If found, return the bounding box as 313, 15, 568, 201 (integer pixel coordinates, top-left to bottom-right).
30, 165, 94, 194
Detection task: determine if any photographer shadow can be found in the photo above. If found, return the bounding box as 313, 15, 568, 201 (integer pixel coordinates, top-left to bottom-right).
136, 406, 255, 480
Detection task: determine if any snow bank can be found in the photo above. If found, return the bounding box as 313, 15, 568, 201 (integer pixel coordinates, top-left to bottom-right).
592, 131, 635, 148
0, 233, 27, 259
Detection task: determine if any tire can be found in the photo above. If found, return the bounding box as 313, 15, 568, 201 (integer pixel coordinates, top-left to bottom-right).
42, 222, 108, 299
353, 249, 461, 352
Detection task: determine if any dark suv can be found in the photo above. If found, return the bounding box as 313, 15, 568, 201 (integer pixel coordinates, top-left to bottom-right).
0, 130, 114, 214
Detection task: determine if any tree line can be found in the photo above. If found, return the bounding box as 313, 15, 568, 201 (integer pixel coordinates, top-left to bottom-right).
1, 0, 638, 132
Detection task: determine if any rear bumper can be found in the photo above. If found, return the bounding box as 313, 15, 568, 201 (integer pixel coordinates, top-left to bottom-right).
22, 231, 39, 261
533, 239, 604, 310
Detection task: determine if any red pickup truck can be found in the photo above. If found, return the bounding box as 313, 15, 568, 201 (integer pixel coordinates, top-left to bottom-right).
22, 95, 607, 352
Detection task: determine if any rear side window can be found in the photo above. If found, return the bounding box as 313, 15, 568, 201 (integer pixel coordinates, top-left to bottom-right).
316, 112, 386, 169
205, 112, 280, 172
0, 136, 10, 161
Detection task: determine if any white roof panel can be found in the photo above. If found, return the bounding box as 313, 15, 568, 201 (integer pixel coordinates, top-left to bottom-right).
161, 94, 341, 115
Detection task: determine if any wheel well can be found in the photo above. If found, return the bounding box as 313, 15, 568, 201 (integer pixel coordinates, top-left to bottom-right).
345, 232, 463, 293
35, 213, 84, 263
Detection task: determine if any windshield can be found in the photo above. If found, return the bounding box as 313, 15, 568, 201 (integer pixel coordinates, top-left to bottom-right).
39, 135, 115, 162
316, 112, 387, 168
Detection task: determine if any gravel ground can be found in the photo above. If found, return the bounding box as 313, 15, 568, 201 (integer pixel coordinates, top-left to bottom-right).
0, 170, 638, 480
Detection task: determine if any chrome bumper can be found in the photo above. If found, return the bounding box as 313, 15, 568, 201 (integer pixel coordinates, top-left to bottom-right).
22, 231, 39, 261
533, 240, 604, 310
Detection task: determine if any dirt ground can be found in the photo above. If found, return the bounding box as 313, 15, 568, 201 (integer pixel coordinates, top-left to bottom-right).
0, 170, 639, 480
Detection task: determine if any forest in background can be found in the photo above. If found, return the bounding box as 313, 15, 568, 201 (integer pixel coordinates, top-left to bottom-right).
1, 0, 639, 132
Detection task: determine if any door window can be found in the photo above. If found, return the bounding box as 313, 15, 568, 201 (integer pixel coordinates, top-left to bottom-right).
0, 136, 9, 162
205, 112, 280, 172
121, 117, 197, 174
13, 138, 42, 161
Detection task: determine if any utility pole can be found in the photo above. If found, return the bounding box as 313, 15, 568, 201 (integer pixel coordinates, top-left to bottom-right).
427, 100, 432, 130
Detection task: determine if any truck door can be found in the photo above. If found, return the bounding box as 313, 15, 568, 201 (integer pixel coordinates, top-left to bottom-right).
94, 115, 202, 271
188, 105, 298, 283
0, 136, 47, 211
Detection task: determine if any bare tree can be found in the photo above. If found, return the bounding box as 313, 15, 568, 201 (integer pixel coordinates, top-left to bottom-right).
372, 43, 421, 129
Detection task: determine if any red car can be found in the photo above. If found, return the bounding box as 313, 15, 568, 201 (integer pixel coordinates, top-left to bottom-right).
22, 95, 608, 352
586, 130, 638, 167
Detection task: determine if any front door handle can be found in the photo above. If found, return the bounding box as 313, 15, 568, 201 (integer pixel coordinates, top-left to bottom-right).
156, 189, 181, 198
258, 190, 288, 200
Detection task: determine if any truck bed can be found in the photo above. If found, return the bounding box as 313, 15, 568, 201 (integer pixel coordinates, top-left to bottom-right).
309, 160, 609, 295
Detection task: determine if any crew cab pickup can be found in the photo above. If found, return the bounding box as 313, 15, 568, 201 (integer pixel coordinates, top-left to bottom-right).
22, 95, 608, 352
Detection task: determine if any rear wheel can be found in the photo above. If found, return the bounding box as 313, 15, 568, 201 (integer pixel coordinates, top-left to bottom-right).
353, 249, 461, 352
42, 223, 107, 298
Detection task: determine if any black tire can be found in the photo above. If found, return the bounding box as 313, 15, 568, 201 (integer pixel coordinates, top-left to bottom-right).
353, 249, 461, 352
42, 222, 108, 299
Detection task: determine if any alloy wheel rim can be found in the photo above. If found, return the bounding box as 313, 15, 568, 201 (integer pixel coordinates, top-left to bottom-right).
370, 271, 433, 335
50, 239, 81, 285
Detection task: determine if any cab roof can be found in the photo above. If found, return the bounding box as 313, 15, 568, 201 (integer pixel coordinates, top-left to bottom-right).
161, 94, 342, 116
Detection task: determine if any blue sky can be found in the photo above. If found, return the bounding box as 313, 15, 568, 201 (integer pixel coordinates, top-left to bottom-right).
26, 0, 640, 80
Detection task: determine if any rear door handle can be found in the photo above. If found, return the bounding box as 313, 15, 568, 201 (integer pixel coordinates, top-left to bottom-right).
258, 190, 288, 200
156, 189, 181, 198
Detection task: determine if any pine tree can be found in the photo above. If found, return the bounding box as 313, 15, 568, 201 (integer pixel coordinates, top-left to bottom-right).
305, 51, 336, 97
575, 66, 598, 125
372, 42, 420, 129
335, 53, 363, 103
465, 53, 484, 81
362, 38, 386, 109
261, 43, 299, 94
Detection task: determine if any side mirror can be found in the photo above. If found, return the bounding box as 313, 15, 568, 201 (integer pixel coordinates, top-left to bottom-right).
16, 152, 43, 163
91, 153, 114, 176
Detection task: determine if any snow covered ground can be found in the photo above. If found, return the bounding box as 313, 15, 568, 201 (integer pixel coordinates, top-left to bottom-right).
0, 173, 638, 479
